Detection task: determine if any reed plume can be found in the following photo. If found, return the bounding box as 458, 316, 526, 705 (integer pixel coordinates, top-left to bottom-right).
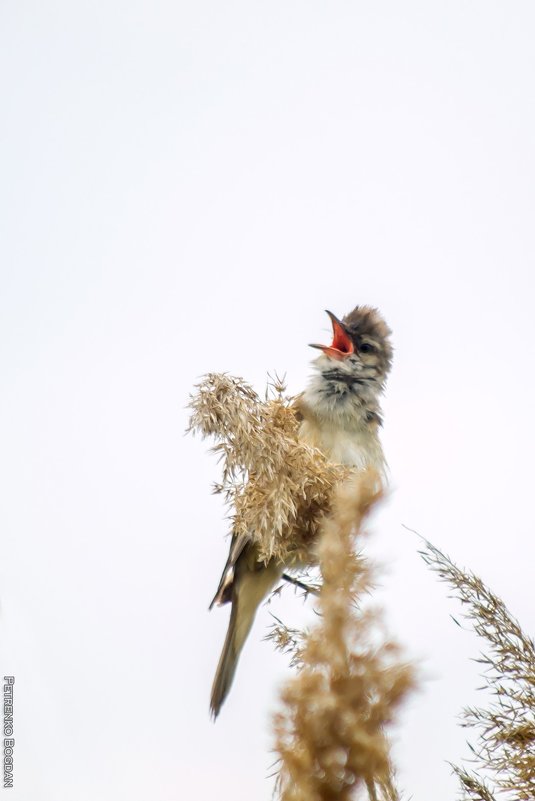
273, 472, 414, 801
188, 373, 350, 566
420, 540, 535, 800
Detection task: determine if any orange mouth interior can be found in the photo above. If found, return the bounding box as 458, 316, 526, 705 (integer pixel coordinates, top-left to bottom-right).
309, 312, 355, 360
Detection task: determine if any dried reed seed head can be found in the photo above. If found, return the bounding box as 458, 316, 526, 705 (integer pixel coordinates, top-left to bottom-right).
275, 471, 415, 801
421, 540, 535, 801
188, 373, 352, 565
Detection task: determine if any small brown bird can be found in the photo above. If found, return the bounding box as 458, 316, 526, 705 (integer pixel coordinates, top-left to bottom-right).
209, 306, 393, 717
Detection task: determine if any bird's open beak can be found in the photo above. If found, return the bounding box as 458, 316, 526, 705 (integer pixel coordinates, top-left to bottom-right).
309, 310, 355, 360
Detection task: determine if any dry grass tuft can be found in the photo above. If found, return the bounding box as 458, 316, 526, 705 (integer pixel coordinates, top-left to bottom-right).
188, 373, 351, 565
420, 540, 535, 801
273, 472, 415, 801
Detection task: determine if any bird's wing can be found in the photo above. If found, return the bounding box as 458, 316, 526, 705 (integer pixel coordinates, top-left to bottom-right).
210, 399, 304, 611
209, 531, 249, 609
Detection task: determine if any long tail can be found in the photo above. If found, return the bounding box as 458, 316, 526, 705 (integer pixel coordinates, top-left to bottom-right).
210, 601, 247, 719
210, 558, 282, 718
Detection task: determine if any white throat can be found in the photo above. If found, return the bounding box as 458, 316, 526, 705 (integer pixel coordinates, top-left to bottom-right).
297, 356, 387, 475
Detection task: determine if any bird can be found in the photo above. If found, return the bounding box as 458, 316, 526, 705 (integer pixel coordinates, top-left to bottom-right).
209, 305, 393, 718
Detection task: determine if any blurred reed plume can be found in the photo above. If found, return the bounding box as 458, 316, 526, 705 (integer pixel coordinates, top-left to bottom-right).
420, 540, 535, 801
272, 471, 414, 801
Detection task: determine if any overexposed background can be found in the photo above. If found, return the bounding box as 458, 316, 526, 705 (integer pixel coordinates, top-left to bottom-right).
1, 2, 534, 799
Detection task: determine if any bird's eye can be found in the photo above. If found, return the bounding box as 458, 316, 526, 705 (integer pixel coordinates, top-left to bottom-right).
360, 343, 374, 353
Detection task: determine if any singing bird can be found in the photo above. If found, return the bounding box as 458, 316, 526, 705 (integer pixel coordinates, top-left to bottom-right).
209, 305, 393, 717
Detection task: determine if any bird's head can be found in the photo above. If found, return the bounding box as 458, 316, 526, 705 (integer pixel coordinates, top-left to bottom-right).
309, 306, 393, 395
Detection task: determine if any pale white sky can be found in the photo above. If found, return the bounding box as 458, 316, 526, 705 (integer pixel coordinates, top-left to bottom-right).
1, 2, 534, 800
